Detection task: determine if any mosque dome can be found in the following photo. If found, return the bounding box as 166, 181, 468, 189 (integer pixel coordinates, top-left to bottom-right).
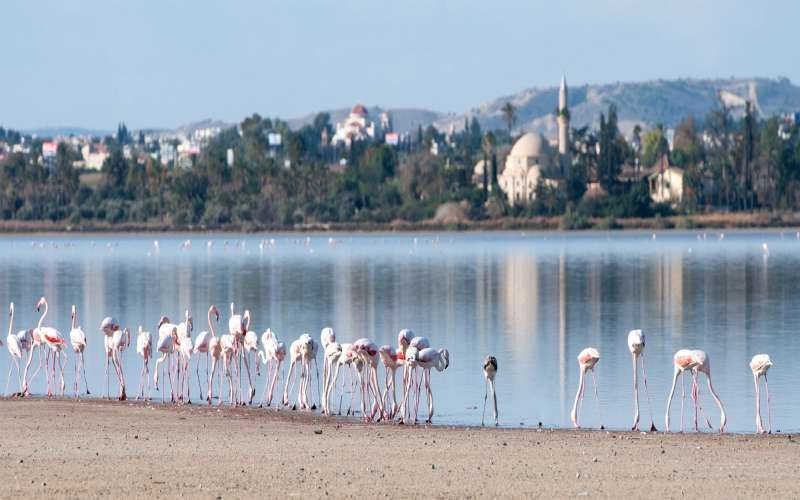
509, 132, 549, 159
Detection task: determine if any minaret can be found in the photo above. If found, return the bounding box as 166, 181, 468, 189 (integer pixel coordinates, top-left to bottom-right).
557, 74, 570, 159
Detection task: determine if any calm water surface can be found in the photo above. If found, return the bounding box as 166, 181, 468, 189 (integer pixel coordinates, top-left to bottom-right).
1, 230, 798, 433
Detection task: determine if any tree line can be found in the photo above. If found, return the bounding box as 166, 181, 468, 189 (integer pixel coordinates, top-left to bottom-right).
0, 104, 798, 228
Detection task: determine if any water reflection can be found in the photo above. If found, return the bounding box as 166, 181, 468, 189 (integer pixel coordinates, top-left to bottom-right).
0, 232, 798, 432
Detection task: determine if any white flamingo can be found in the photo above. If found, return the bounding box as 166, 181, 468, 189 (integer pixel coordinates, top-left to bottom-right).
154, 316, 178, 403
5, 303, 31, 396
69, 305, 90, 397
135, 326, 152, 401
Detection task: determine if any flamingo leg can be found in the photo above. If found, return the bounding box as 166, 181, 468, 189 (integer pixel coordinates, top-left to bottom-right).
590, 369, 603, 429
754, 373, 763, 433
640, 354, 657, 431
104, 353, 111, 399
5, 360, 13, 396
490, 378, 498, 426
570, 366, 586, 428
705, 373, 726, 433
425, 369, 434, 423
764, 373, 772, 434
74, 354, 79, 398
283, 359, 297, 407
631, 354, 640, 431
81, 352, 90, 395
21, 345, 37, 395
57, 351, 66, 396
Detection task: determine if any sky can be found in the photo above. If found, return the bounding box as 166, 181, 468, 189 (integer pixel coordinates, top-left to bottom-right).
2, 0, 796, 130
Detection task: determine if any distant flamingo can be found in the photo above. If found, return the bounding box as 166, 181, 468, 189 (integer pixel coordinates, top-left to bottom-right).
69, 305, 90, 397
482, 355, 498, 426
5, 303, 31, 396
135, 326, 152, 401
627, 329, 656, 431
99, 316, 121, 398
396, 329, 414, 419
154, 316, 178, 403
570, 347, 602, 429
320, 327, 336, 404
194, 305, 219, 404
750, 354, 773, 434
409, 347, 449, 424
283, 334, 315, 410
665, 349, 726, 433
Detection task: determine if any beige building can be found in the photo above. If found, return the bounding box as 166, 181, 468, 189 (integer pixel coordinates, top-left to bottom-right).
648, 155, 684, 204
495, 76, 571, 205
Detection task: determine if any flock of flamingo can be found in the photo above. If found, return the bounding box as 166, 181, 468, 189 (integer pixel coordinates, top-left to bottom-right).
4, 298, 449, 425
3, 297, 775, 433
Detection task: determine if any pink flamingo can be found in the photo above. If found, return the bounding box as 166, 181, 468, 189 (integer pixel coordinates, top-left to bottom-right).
399, 335, 429, 424
258, 329, 287, 408
69, 305, 90, 397
482, 355, 498, 426
176, 309, 194, 403
21, 304, 49, 396
154, 316, 178, 403
283, 334, 316, 410
219, 333, 236, 405
627, 329, 656, 431
352, 338, 385, 421
32, 297, 67, 397
321, 341, 342, 415
570, 347, 602, 429
665, 349, 726, 433
135, 326, 152, 401
5, 303, 31, 396
99, 316, 121, 398
378, 345, 401, 419
194, 305, 219, 404
320, 327, 336, 399
244, 329, 259, 378
110, 326, 130, 401
228, 303, 254, 405
409, 347, 449, 424
750, 354, 773, 434
331, 343, 360, 415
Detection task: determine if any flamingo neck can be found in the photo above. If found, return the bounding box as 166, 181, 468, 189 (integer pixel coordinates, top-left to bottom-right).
8, 305, 13, 338
71, 309, 76, 330
37, 301, 47, 330
208, 308, 217, 338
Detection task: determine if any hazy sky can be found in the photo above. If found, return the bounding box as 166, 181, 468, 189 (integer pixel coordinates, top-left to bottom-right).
4, 0, 796, 130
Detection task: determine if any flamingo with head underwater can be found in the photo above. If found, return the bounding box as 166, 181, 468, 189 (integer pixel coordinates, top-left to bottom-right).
665, 349, 726, 433
69, 305, 90, 398
627, 330, 656, 431
750, 354, 773, 434
570, 347, 602, 429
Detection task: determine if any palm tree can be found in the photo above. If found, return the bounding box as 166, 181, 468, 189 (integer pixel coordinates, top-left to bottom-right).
501, 102, 516, 137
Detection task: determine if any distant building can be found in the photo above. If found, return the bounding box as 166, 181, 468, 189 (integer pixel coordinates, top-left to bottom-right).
331, 104, 376, 147
81, 143, 109, 170
648, 155, 684, 204
495, 75, 572, 204
226, 148, 235, 167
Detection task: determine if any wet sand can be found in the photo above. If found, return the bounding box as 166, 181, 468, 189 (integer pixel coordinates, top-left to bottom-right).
0, 398, 796, 498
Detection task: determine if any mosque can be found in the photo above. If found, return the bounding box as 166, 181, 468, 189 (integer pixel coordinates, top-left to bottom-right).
482, 76, 572, 204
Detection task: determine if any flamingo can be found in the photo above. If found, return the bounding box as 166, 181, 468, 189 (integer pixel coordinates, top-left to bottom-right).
32, 297, 67, 397
135, 326, 152, 401
194, 305, 219, 404
176, 309, 194, 403
322, 341, 343, 415
244, 329, 259, 379
331, 342, 360, 416
99, 316, 121, 398
320, 327, 336, 397
220, 333, 236, 406
627, 329, 656, 431
409, 347, 449, 424
750, 354, 773, 434
110, 326, 130, 400
228, 303, 254, 404
400, 335, 430, 424
5, 303, 31, 396
21, 304, 49, 396
283, 334, 315, 410
258, 329, 286, 408
352, 338, 385, 421
482, 355, 498, 426
665, 349, 726, 433
570, 347, 602, 429
378, 345, 400, 419
396, 329, 414, 418
69, 305, 90, 397
154, 316, 178, 403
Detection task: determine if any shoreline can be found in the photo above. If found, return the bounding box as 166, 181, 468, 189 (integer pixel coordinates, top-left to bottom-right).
0, 211, 798, 234
1, 398, 798, 498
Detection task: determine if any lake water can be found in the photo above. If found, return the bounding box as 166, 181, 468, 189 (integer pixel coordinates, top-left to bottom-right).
1, 230, 798, 433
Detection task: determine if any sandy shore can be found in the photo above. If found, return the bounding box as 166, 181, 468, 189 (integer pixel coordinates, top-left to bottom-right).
0, 398, 796, 498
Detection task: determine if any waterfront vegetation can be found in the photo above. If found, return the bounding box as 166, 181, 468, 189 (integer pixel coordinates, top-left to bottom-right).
0, 103, 799, 231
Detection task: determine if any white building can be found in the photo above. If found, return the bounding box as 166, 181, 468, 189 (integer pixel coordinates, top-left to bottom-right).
648, 155, 684, 205
331, 104, 376, 147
